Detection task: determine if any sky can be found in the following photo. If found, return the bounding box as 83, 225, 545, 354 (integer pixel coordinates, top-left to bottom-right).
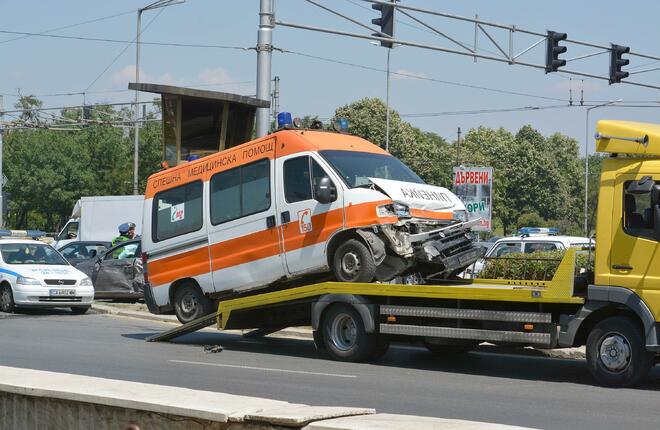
2, 0, 660, 155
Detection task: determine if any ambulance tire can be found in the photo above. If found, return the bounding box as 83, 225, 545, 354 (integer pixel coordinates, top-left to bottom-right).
586, 316, 654, 388
321, 304, 377, 362
332, 239, 377, 283
173, 284, 214, 324
0, 284, 15, 313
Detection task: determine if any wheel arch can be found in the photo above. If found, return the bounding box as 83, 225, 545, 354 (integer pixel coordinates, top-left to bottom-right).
311, 294, 377, 334
168, 277, 204, 305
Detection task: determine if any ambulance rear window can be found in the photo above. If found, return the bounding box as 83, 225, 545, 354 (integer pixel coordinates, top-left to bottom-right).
153, 181, 203, 242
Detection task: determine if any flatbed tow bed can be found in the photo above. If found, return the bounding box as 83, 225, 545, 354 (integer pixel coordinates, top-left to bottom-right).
148, 249, 586, 358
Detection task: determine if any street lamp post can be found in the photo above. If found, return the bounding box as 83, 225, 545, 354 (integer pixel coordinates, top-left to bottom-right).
584, 99, 621, 235
133, 0, 184, 195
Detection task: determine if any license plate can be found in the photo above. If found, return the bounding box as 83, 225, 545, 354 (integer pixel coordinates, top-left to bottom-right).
49, 289, 76, 297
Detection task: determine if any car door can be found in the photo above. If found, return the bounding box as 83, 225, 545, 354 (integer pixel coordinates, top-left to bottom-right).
276, 153, 344, 275
94, 242, 140, 294
208, 152, 286, 292
610, 174, 660, 299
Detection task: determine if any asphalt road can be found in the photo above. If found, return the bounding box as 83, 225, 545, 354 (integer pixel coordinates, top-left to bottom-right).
2, 310, 660, 429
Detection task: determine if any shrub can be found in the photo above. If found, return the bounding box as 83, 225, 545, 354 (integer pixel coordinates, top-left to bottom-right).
480, 249, 592, 281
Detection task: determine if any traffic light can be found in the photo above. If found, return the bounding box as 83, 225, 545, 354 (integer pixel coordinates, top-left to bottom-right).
372, 0, 396, 48
545, 30, 567, 73
609, 44, 630, 84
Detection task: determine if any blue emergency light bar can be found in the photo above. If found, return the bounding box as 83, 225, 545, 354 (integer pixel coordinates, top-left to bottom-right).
0, 230, 46, 238
518, 227, 559, 236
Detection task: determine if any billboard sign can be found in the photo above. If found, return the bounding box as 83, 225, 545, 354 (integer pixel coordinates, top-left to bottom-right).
453, 166, 493, 232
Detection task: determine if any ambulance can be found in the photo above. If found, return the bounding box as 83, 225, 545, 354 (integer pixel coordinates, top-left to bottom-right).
141, 128, 482, 323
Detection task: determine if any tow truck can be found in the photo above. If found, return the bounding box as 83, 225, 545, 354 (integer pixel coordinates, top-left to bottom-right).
146, 120, 660, 387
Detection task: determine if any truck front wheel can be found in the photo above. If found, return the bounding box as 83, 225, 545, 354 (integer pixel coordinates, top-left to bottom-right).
322, 304, 377, 362
332, 239, 376, 283
586, 316, 654, 387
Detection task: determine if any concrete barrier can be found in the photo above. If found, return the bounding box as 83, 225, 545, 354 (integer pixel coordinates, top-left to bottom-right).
0, 366, 533, 429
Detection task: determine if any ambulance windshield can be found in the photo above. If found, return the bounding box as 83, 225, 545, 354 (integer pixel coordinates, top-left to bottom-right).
321, 150, 424, 188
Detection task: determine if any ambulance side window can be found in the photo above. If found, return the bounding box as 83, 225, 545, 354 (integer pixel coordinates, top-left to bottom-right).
210, 158, 270, 225
153, 181, 203, 242
623, 180, 657, 241
284, 156, 313, 203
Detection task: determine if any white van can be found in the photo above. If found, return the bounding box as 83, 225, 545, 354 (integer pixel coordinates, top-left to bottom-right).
141, 129, 483, 323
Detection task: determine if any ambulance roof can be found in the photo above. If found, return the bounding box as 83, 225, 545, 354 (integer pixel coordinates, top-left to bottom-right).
596, 120, 660, 156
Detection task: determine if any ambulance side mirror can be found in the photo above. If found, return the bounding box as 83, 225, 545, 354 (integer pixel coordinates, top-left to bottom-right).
315, 177, 337, 204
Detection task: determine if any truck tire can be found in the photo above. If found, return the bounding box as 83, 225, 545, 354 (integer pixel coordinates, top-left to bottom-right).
332, 239, 377, 283
0, 284, 15, 313
586, 316, 654, 387
322, 304, 377, 362
173, 284, 215, 324
70, 306, 90, 315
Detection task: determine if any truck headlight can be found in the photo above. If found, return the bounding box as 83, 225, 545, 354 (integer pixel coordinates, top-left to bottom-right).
16, 276, 41, 286
80, 277, 93, 287
453, 210, 469, 222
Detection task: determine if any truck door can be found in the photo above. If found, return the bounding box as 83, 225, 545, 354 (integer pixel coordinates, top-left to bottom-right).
208, 145, 286, 292
275, 153, 344, 275
610, 174, 660, 310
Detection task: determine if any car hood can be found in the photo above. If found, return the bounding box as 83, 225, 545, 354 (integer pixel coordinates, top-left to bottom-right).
369, 177, 466, 213
5, 264, 87, 281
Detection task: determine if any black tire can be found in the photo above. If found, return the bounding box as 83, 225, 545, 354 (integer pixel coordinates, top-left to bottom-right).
173, 284, 215, 324
322, 304, 377, 362
0, 284, 15, 313
332, 239, 377, 283
586, 316, 654, 388
71, 306, 90, 315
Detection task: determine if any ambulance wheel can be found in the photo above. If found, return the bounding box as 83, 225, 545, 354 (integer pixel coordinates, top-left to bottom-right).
173, 284, 214, 324
70, 306, 90, 315
0, 284, 15, 313
322, 304, 377, 362
586, 316, 654, 387
332, 239, 376, 283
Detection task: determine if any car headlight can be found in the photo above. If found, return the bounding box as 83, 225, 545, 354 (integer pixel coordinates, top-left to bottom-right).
16, 276, 41, 286
376, 203, 410, 218
453, 209, 469, 222
80, 277, 93, 287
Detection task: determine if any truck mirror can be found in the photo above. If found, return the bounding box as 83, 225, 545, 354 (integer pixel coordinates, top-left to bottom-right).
315, 177, 337, 204
653, 184, 660, 206
626, 176, 654, 194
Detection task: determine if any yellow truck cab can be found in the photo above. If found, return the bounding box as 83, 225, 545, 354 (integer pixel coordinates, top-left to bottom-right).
145, 120, 660, 388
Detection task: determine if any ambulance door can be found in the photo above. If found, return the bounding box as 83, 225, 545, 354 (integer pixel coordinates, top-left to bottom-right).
610, 174, 660, 306
275, 153, 344, 275
207, 150, 286, 292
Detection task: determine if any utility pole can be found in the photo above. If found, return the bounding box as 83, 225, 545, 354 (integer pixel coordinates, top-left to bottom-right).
255, 0, 274, 137
272, 76, 280, 124
385, 48, 391, 152
0, 95, 3, 228
133, 8, 142, 195
456, 126, 461, 167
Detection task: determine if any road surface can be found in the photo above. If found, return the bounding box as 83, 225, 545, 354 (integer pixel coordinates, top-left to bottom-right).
2, 310, 659, 429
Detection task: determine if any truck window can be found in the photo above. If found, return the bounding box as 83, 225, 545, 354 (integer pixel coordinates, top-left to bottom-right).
284, 156, 333, 203
58, 221, 79, 241
153, 181, 203, 242
210, 158, 270, 225
623, 181, 657, 241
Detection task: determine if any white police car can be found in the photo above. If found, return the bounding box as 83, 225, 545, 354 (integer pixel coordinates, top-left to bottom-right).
0, 235, 94, 314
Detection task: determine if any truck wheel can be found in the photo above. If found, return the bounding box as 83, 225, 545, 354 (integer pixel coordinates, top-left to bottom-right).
322, 304, 377, 362
70, 306, 90, 315
586, 316, 654, 387
0, 285, 15, 313
173, 284, 214, 324
332, 239, 377, 283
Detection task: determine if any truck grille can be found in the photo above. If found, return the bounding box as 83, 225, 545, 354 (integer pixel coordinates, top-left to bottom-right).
44, 279, 77, 286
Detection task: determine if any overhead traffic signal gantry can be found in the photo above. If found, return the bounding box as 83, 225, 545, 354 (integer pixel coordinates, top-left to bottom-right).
545, 30, 568, 73
372, 0, 396, 48
609, 44, 630, 84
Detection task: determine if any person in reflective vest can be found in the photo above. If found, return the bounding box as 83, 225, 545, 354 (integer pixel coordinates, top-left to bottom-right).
112, 222, 136, 247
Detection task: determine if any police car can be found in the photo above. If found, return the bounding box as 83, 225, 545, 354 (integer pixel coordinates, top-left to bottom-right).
0, 231, 94, 314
